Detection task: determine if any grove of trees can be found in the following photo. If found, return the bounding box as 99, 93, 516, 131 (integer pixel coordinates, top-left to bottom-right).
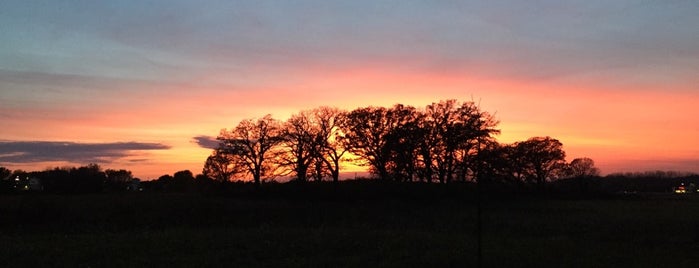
0, 163, 215, 194
10, 99, 698, 195
204, 99, 596, 188
0, 164, 136, 194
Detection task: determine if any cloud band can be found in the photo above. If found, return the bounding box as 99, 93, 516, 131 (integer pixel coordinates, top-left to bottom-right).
0, 141, 170, 163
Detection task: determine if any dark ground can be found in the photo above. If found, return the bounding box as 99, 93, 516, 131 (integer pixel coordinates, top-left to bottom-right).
2, 182, 699, 267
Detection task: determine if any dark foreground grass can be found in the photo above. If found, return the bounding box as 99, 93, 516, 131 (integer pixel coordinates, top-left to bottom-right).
2, 184, 699, 267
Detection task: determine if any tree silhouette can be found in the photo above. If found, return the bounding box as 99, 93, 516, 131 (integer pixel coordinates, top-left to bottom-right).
105, 169, 133, 191
217, 115, 284, 185
46, 163, 106, 193
471, 140, 512, 185
324, 100, 501, 182
35, 167, 67, 193
565, 157, 600, 178
0, 167, 10, 180
419, 100, 500, 183
194, 99, 604, 193
203, 149, 242, 182
445, 101, 500, 182
313, 107, 348, 183
384, 104, 422, 181
421, 100, 454, 183
0, 167, 12, 192
155, 174, 173, 191
172, 170, 195, 192
513, 136, 566, 188
341, 106, 399, 180
279, 110, 320, 182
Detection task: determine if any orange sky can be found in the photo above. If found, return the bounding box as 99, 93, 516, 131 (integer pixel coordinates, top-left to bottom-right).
1, 1, 698, 178
7, 65, 697, 178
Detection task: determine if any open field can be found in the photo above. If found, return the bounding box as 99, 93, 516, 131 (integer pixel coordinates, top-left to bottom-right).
2, 183, 699, 267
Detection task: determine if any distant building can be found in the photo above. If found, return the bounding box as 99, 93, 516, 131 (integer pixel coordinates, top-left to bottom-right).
14, 176, 43, 192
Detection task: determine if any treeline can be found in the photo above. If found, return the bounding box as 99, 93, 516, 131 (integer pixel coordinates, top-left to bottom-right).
3, 99, 696, 195
601, 171, 699, 193
204, 99, 599, 188
0, 164, 210, 194
2, 164, 697, 195
0, 164, 138, 194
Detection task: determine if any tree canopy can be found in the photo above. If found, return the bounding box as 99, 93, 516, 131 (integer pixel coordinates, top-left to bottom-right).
204, 99, 577, 187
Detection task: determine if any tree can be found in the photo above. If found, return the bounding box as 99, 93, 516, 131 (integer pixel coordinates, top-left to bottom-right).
566, 157, 600, 178
172, 170, 195, 192
0, 167, 11, 180
217, 115, 283, 185
383, 104, 422, 182
419, 100, 500, 183
560, 157, 601, 193
155, 174, 174, 191
279, 110, 319, 182
448, 101, 500, 182
195, 173, 215, 192
105, 169, 133, 191
69, 164, 106, 193
471, 140, 512, 185
341, 106, 404, 180
0, 167, 12, 192
313, 107, 348, 183
36, 167, 70, 193
337, 100, 499, 182
420, 100, 455, 183
513, 137, 566, 188
203, 149, 242, 182
105, 169, 133, 183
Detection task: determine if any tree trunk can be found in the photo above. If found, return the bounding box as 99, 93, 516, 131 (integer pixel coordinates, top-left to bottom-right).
297, 164, 308, 182
332, 170, 339, 183
253, 165, 261, 186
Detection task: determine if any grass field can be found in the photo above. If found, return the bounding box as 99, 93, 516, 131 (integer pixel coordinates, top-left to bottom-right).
2, 183, 699, 267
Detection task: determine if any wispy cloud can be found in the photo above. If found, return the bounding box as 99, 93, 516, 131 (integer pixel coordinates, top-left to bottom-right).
192, 136, 218, 150
0, 141, 170, 163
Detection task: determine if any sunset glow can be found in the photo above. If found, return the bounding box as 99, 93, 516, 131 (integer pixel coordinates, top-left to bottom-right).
1, 1, 698, 178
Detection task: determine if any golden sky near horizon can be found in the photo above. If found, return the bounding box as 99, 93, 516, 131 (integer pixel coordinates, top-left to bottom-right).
1, 1, 698, 178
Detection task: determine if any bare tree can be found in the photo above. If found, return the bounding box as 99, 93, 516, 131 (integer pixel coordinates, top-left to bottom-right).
421, 100, 500, 183
217, 115, 283, 185
338, 100, 499, 183
314, 107, 348, 183
341, 106, 396, 180
451, 101, 500, 182
280, 110, 318, 182
421, 100, 455, 183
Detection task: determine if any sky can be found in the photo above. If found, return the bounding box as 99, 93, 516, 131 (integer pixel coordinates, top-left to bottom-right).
1, 0, 698, 179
